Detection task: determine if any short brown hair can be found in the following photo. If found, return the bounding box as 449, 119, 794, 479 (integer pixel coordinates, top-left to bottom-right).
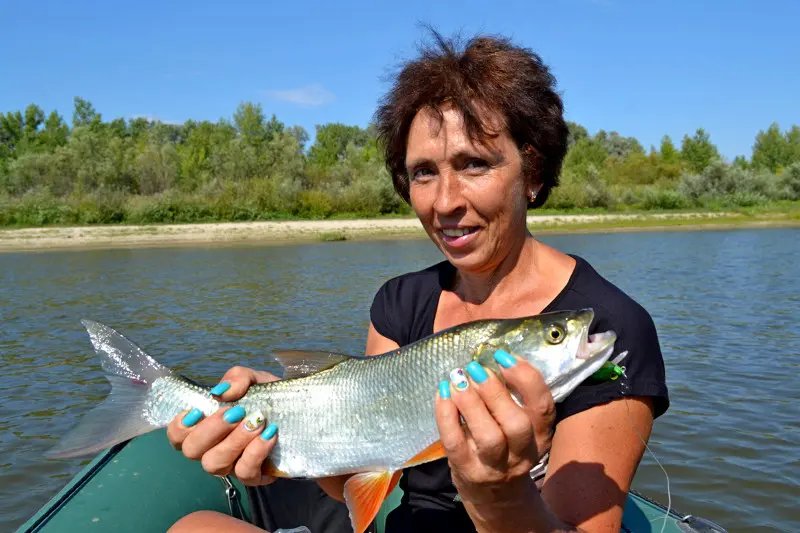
374, 29, 569, 209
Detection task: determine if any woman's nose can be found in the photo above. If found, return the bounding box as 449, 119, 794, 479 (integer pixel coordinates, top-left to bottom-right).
432, 170, 466, 216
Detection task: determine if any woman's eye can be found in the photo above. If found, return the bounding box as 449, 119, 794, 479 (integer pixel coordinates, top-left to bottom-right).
464, 159, 488, 171
412, 168, 434, 180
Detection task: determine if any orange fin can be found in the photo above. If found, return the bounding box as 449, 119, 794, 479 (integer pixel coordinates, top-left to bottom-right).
343, 470, 401, 533
262, 459, 291, 479
403, 440, 447, 468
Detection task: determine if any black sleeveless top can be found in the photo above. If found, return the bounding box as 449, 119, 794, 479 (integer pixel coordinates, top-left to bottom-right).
371, 255, 669, 533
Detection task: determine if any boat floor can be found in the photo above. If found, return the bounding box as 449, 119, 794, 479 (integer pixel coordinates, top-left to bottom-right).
16, 430, 726, 533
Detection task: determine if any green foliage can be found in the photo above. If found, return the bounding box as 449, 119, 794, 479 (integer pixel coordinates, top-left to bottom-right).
775, 163, 800, 200
307, 123, 371, 171
680, 128, 720, 173
659, 136, 678, 164
0, 97, 797, 226
751, 123, 800, 173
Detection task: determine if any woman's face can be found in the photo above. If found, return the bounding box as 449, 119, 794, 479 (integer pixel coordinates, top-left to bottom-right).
405, 104, 532, 274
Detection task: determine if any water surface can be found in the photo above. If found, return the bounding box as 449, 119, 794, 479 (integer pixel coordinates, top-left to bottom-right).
1, 228, 798, 532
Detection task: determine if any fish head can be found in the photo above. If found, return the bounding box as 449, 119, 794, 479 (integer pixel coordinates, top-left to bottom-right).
487, 308, 617, 400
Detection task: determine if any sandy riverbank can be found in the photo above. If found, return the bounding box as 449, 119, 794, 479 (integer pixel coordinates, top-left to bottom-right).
1, 211, 797, 252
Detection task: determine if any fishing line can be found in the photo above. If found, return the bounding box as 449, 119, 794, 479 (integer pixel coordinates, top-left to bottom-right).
623, 396, 671, 533
600, 351, 672, 532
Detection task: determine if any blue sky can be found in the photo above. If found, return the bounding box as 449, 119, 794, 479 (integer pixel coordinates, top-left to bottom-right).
2, 0, 798, 160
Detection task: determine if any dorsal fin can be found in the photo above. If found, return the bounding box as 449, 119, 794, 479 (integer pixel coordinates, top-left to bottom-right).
272, 350, 364, 379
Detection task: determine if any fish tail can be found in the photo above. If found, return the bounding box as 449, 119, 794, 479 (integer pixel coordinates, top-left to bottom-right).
45, 320, 176, 459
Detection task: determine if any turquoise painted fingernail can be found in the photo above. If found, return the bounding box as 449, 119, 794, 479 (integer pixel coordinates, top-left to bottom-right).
261, 423, 278, 440
209, 381, 231, 396
466, 361, 489, 383
223, 405, 246, 424
439, 381, 451, 400
182, 408, 203, 427
493, 349, 516, 368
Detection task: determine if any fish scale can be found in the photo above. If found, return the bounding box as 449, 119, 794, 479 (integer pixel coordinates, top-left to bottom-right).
234, 324, 491, 477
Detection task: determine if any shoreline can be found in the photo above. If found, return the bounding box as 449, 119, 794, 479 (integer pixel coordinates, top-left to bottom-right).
1, 211, 798, 252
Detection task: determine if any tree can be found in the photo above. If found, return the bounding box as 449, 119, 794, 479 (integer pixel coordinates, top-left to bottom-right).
307, 123, 370, 170
0, 111, 24, 156
751, 122, 790, 173
233, 102, 268, 148
562, 137, 608, 173
40, 111, 69, 151
72, 97, 101, 129
680, 128, 719, 173
660, 135, 678, 163
751, 122, 800, 173
597, 130, 643, 159
566, 121, 589, 147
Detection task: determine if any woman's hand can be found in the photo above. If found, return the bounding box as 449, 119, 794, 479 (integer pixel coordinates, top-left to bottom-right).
167, 366, 281, 486
435, 350, 558, 527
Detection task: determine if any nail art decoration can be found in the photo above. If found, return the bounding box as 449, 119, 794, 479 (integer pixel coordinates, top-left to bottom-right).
243, 410, 265, 432
449, 368, 469, 391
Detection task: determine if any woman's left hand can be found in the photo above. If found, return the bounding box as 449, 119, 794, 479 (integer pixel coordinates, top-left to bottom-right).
434, 350, 556, 509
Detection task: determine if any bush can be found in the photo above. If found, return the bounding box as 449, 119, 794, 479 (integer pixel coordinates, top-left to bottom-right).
639, 187, 690, 210
295, 190, 334, 219
776, 163, 800, 200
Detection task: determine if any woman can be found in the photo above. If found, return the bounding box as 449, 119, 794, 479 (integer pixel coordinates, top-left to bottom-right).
167, 31, 669, 533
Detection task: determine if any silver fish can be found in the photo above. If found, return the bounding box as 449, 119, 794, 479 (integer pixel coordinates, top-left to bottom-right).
48, 309, 617, 533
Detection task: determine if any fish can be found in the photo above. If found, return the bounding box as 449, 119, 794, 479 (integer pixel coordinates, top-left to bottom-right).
47, 308, 617, 533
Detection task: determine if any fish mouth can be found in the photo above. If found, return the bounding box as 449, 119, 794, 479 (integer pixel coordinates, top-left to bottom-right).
577, 330, 617, 360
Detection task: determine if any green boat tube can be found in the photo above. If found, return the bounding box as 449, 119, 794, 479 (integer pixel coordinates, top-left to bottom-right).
15, 430, 728, 533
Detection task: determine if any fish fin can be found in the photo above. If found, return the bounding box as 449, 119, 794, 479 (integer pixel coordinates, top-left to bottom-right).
272, 350, 364, 379
80, 319, 174, 383
387, 470, 402, 495
45, 376, 159, 459
343, 470, 399, 533
263, 459, 292, 479
403, 440, 447, 468
46, 320, 177, 459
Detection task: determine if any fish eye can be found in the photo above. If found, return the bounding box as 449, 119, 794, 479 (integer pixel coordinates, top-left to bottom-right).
546, 324, 566, 344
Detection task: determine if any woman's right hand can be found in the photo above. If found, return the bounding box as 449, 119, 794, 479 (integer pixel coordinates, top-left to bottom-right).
166, 366, 281, 486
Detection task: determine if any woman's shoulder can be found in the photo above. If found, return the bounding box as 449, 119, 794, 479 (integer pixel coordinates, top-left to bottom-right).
565, 255, 657, 333
554, 255, 670, 421
369, 260, 453, 346
378, 260, 452, 291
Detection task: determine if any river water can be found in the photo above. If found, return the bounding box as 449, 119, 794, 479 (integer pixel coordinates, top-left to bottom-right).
1, 228, 798, 532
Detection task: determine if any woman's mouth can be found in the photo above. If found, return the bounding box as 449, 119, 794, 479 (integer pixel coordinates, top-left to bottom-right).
440, 227, 480, 247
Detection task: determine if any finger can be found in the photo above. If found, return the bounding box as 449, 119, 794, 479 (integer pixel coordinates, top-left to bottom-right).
208, 366, 259, 402
435, 380, 472, 466
201, 409, 269, 476
235, 423, 279, 486
166, 408, 204, 451
253, 369, 281, 384
180, 405, 248, 461
467, 358, 535, 458
448, 366, 507, 464
495, 352, 556, 452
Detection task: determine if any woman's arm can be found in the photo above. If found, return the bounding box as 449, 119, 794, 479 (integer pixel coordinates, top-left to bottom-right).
315, 322, 401, 502
435, 351, 656, 533
540, 396, 654, 532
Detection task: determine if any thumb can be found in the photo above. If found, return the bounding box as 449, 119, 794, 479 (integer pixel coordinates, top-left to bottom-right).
209, 366, 260, 401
